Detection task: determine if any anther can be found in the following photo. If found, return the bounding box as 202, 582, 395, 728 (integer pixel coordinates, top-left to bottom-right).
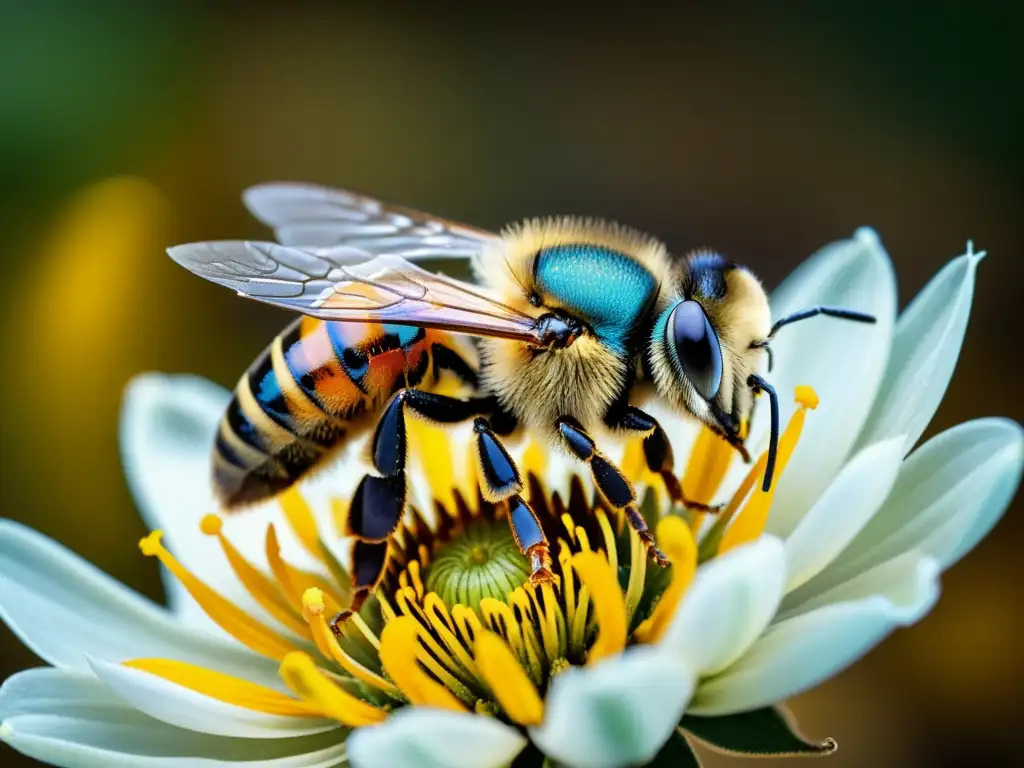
200, 514, 223, 536
795, 384, 819, 409
303, 587, 325, 614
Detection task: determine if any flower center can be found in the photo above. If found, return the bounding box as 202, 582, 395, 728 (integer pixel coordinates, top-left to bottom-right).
425, 517, 531, 610
128, 386, 817, 733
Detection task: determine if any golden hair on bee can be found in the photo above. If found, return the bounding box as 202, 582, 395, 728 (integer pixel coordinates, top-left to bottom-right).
469, 216, 676, 439
471, 215, 674, 311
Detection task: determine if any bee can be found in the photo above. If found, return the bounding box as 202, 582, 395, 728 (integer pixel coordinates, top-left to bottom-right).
168, 183, 875, 610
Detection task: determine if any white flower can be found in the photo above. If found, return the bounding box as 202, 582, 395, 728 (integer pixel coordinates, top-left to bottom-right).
1, 230, 1020, 768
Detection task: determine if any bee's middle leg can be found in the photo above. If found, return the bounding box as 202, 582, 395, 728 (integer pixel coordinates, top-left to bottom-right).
555, 415, 669, 567
609, 405, 725, 515
471, 416, 557, 585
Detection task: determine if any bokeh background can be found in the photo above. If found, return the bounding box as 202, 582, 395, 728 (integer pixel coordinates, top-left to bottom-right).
2, 3, 1022, 766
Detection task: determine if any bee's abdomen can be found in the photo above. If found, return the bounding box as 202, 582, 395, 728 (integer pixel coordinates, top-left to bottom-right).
213, 317, 428, 509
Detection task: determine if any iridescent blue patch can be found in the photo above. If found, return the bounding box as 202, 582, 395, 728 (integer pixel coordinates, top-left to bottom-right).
535, 244, 657, 354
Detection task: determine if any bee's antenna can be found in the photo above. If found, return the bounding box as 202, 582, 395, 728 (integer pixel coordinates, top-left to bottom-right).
748, 374, 778, 492
768, 306, 876, 339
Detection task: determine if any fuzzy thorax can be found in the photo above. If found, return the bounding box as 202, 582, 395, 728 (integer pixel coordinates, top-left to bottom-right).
471, 216, 676, 437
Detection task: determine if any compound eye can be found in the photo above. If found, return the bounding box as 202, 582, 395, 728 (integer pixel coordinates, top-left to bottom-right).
668, 300, 723, 400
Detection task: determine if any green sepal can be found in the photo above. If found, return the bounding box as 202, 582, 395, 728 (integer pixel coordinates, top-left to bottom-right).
681, 706, 837, 757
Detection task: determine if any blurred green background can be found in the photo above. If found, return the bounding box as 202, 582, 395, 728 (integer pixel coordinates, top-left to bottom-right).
2, 3, 1022, 766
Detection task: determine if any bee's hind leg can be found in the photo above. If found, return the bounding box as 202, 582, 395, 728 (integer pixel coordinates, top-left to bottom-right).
555, 415, 669, 567
611, 406, 726, 515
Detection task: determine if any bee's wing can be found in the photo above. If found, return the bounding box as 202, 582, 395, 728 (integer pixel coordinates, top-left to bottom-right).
167, 240, 542, 344
242, 182, 497, 259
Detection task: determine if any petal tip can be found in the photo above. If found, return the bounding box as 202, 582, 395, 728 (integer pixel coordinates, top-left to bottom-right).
964, 240, 987, 263
853, 226, 882, 249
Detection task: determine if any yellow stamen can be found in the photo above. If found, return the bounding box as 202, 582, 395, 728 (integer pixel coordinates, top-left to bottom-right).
408, 416, 457, 512
526, 583, 562, 663
265, 524, 342, 616
718, 386, 818, 554
139, 531, 299, 661
379, 617, 468, 712
279, 651, 387, 727
300, 588, 399, 696
422, 594, 484, 683
125, 658, 318, 717
682, 427, 734, 533
596, 509, 618, 574
480, 598, 529, 663
569, 551, 627, 663
474, 630, 544, 726
620, 438, 664, 506
393, 589, 475, 702
200, 515, 309, 639
522, 437, 549, 481
623, 525, 647, 622
329, 498, 348, 539
633, 516, 697, 643
619, 438, 647, 483
278, 488, 325, 564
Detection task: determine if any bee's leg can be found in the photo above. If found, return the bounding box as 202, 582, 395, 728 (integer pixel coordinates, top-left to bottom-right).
357, 390, 494, 540
607, 405, 725, 515
329, 539, 389, 636
555, 416, 669, 567
471, 416, 556, 585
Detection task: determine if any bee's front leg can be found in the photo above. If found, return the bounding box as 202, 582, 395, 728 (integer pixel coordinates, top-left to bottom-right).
606, 405, 726, 515
554, 416, 669, 567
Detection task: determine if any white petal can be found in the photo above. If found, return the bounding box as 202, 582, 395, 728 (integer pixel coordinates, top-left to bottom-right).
528, 647, 695, 768
0, 520, 282, 689
88, 659, 337, 739
779, 550, 938, 620
120, 373, 334, 636
690, 557, 939, 715
855, 244, 984, 454
799, 418, 1023, 599
1, 718, 347, 768
783, 437, 904, 592
0, 668, 125, 718
120, 373, 233, 627
660, 537, 785, 676
758, 228, 897, 538
348, 709, 526, 768
0, 669, 348, 767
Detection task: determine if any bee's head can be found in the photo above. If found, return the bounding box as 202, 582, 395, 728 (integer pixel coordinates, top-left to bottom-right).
649, 298, 727, 427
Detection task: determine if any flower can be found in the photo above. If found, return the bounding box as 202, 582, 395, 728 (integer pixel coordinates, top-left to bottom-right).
1, 228, 1021, 768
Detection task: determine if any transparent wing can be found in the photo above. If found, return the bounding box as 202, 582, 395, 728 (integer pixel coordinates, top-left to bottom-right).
242, 182, 498, 259
167, 240, 542, 343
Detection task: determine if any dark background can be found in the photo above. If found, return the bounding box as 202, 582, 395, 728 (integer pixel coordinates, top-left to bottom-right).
2, 3, 1022, 766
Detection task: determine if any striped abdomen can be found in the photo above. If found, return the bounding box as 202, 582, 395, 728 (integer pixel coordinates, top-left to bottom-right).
213, 316, 464, 509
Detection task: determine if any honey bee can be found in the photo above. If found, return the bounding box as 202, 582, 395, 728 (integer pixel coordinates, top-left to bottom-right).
168, 183, 874, 609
